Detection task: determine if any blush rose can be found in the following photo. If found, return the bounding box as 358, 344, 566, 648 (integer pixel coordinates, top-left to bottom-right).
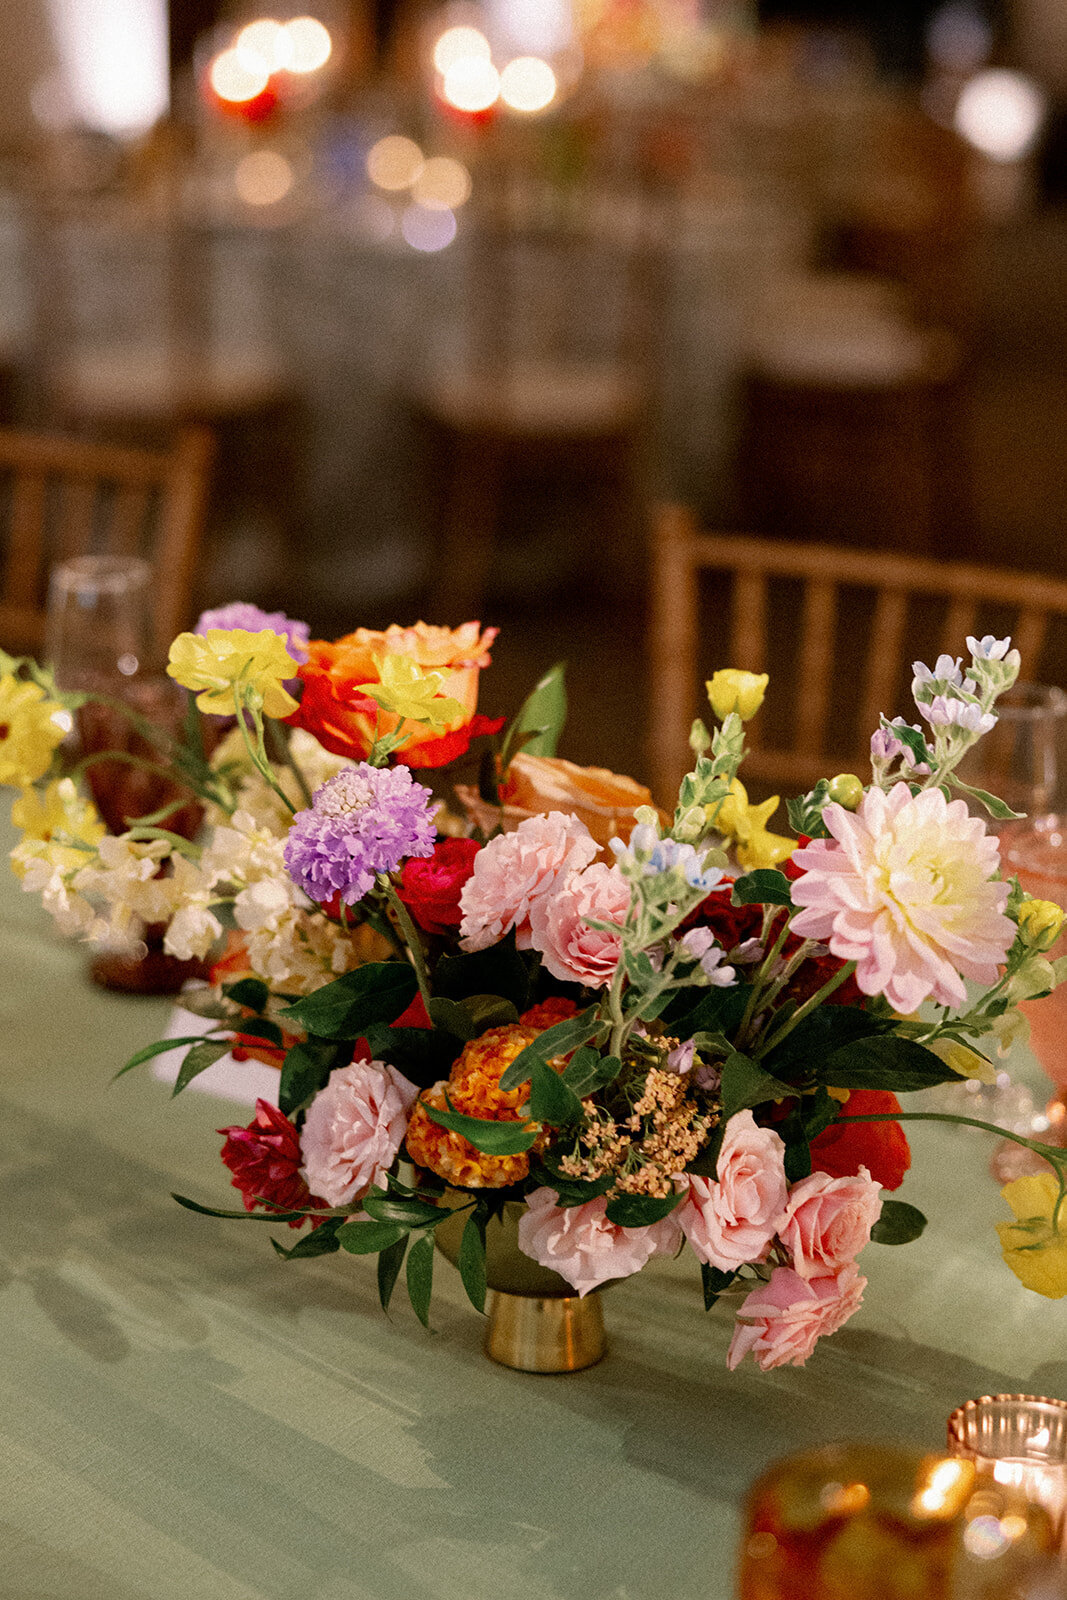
517, 1187, 680, 1296
778, 1166, 882, 1279
528, 860, 630, 988
678, 1109, 788, 1271
301, 1059, 419, 1208
727, 1264, 867, 1371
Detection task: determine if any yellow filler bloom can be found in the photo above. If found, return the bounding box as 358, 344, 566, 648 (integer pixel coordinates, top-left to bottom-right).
706, 669, 768, 722
0, 673, 70, 787
10, 778, 105, 877
1017, 898, 1066, 953
167, 629, 299, 719
357, 653, 464, 731
997, 1172, 1067, 1299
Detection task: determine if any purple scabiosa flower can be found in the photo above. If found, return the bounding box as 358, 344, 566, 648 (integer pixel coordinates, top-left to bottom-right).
284, 764, 438, 906
195, 603, 310, 666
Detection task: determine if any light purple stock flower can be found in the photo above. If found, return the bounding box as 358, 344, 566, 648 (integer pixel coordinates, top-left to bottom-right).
284, 764, 437, 906
679, 925, 737, 985
196, 603, 310, 667
924, 695, 997, 736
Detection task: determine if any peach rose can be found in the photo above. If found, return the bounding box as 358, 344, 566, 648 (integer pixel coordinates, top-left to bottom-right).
778, 1166, 882, 1279
679, 1110, 788, 1271
288, 621, 500, 767
528, 860, 630, 988
727, 1264, 867, 1371
517, 1187, 680, 1296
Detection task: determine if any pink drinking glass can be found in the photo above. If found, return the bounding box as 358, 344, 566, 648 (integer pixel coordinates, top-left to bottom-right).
1001, 817, 1067, 1140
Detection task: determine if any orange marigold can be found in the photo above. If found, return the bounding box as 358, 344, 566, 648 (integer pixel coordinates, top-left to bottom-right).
406, 1023, 543, 1189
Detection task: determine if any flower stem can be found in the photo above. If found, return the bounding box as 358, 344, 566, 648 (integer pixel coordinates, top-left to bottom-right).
836, 1110, 1067, 1171
233, 687, 296, 815
754, 960, 858, 1059
380, 877, 433, 1018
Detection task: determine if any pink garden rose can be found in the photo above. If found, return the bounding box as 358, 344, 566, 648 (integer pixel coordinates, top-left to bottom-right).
778, 1166, 882, 1279
790, 783, 1014, 1012
679, 1110, 788, 1271
517, 1187, 680, 1296
301, 1059, 419, 1207
727, 1264, 867, 1371
459, 812, 599, 952
528, 860, 630, 988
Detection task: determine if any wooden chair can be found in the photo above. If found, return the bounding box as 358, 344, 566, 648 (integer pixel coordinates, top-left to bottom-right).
648, 504, 1067, 804
0, 425, 214, 659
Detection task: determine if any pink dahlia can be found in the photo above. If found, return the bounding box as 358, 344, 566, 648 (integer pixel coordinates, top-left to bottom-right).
219, 1099, 327, 1228
790, 783, 1014, 1012
778, 1166, 882, 1279
301, 1059, 419, 1207
528, 860, 630, 988
459, 811, 599, 952
678, 1110, 788, 1271
517, 1187, 680, 1296
727, 1264, 867, 1371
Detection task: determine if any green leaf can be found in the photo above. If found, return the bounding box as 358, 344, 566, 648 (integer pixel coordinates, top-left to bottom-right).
889, 721, 929, 766
427, 996, 477, 1042
528, 1159, 614, 1208
701, 1262, 735, 1311
457, 1212, 488, 1313
765, 1005, 891, 1079
337, 1220, 407, 1255
113, 1033, 224, 1080
664, 980, 751, 1039
562, 1049, 622, 1097
172, 1038, 231, 1096
232, 1018, 284, 1048
528, 1057, 584, 1127
820, 1035, 965, 1092
786, 779, 831, 838
719, 1050, 792, 1120
223, 977, 270, 1011
950, 777, 1024, 821
362, 1024, 459, 1089
377, 1236, 408, 1311
871, 1200, 927, 1245
171, 1193, 310, 1223
406, 1231, 436, 1328
421, 1100, 537, 1155
271, 1217, 345, 1259
498, 1006, 604, 1091
433, 931, 532, 1012
462, 994, 520, 1032
605, 1191, 683, 1228
502, 661, 567, 764
278, 1039, 344, 1117
362, 1192, 443, 1227
784, 1137, 812, 1183
802, 1086, 841, 1142
732, 869, 793, 907
281, 963, 417, 1040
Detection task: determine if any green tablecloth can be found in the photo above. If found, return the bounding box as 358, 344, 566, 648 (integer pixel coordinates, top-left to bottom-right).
3, 837, 1067, 1600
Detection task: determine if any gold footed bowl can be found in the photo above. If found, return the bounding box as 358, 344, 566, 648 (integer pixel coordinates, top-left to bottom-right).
434, 1199, 607, 1374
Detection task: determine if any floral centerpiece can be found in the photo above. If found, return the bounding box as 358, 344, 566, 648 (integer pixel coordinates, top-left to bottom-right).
6, 614, 1067, 1372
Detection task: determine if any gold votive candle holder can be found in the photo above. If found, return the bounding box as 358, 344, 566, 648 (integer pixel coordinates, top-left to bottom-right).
948, 1394, 1067, 1553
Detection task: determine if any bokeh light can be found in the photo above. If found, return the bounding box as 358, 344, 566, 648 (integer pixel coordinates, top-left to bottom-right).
209, 48, 270, 103
284, 16, 333, 73
236, 19, 293, 74
367, 135, 425, 192
402, 204, 458, 253
411, 156, 471, 211
235, 149, 295, 205
433, 26, 491, 75
442, 57, 500, 112
499, 56, 556, 112
954, 69, 1046, 162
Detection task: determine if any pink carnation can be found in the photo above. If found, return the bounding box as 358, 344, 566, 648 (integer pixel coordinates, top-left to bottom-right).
790, 783, 1014, 1012
301, 1059, 419, 1207
778, 1165, 882, 1278
679, 1110, 788, 1271
517, 1187, 680, 1296
727, 1264, 867, 1371
528, 860, 630, 988
459, 811, 599, 952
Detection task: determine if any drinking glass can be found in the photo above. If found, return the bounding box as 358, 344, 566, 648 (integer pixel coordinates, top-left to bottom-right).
737, 1442, 1058, 1600
999, 818, 1067, 1143
957, 682, 1067, 826
948, 1395, 1067, 1553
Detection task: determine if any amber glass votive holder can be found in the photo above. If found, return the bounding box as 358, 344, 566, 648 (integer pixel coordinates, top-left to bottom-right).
948, 1395, 1067, 1554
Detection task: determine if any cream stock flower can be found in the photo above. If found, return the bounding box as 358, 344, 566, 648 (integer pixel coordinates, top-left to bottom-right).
167, 629, 299, 718
790, 783, 1014, 1012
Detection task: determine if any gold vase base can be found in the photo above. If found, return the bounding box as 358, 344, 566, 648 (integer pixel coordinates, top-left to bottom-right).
483, 1289, 606, 1373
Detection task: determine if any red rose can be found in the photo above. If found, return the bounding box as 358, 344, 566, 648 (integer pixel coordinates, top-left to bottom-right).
810, 1089, 911, 1191
218, 1100, 328, 1228
397, 837, 480, 935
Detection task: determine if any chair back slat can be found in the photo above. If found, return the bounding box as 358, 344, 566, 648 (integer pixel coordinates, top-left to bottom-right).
3, 472, 47, 610
109, 484, 153, 556
57, 477, 98, 562
648, 505, 1067, 805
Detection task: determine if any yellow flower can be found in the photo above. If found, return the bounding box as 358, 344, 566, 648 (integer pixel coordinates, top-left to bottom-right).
357, 653, 464, 732
10, 778, 105, 878
926, 1037, 997, 1085
0, 674, 70, 787
167, 630, 299, 719
709, 778, 795, 870
997, 1172, 1067, 1298
706, 669, 768, 722
1017, 898, 1066, 953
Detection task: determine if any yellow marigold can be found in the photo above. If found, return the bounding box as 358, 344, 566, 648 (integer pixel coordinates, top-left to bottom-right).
0, 674, 70, 787
405, 1023, 544, 1189
166, 629, 299, 719
997, 1172, 1067, 1298
10, 778, 105, 878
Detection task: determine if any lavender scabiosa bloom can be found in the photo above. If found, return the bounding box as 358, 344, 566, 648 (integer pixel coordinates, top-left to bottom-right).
284, 764, 437, 906
196, 603, 310, 666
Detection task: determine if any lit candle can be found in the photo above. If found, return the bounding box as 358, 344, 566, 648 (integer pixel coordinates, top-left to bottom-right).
948, 1394, 1067, 1552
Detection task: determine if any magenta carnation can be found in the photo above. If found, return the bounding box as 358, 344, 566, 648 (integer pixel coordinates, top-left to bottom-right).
218, 1099, 327, 1228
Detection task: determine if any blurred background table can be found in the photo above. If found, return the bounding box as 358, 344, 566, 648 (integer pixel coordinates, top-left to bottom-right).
2, 814, 1066, 1600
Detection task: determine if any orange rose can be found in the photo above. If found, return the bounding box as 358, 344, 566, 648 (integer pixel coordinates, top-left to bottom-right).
457, 752, 661, 846
287, 621, 502, 768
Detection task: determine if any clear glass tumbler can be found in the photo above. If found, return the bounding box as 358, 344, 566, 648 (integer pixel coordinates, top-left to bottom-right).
947, 1395, 1067, 1554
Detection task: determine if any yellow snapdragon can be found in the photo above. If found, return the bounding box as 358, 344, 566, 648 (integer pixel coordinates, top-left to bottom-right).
997, 1172, 1067, 1299
709, 778, 795, 870
1017, 898, 1066, 953
167, 629, 299, 719
10, 778, 105, 878
357, 653, 464, 731
706, 669, 768, 722
0, 674, 70, 787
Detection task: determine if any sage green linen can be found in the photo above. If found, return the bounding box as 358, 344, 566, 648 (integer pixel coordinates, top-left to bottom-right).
1, 831, 1065, 1600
